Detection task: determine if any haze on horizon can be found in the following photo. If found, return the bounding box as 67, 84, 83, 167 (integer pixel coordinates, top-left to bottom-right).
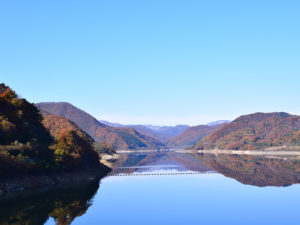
1, 0, 300, 126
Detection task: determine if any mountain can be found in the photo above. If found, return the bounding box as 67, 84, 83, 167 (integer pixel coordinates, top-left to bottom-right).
167, 123, 226, 148
36, 102, 167, 150
195, 112, 300, 150
0, 83, 107, 180
123, 125, 171, 142
0, 85, 53, 146
206, 120, 230, 126
124, 125, 190, 142
100, 121, 190, 142
41, 114, 101, 169
0, 84, 54, 177
99, 120, 123, 127
42, 114, 91, 140
152, 125, 190, 138
36, 102, 107, 139
99, 121, 172, 141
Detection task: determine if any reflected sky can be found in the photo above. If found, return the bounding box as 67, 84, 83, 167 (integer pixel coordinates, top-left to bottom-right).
67, 172, 300, 225
2, 152, 300, 225
56, 152, 300, 225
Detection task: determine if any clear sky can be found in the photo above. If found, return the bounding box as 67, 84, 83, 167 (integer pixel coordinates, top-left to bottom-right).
1, 0, 300, 125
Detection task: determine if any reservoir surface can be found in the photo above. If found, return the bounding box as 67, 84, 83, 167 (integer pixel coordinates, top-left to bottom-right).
1, 151, 300, 225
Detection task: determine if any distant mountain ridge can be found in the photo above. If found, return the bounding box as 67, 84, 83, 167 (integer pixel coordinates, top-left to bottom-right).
100, 120, 190, 142
167, 123, 227, 148
195, 112, 300, 150
153, 125, 190, 137
206, 120, 230, 126
100, 120, 231, 147
36, 102, 167, 150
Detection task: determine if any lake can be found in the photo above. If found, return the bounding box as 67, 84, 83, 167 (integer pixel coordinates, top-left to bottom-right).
1, 151, 300, 224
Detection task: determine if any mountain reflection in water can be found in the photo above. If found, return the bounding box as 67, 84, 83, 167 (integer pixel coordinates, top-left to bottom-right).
110, 152, 300, 188
0, 179, 100, 225
194, 153, 300, 187
1, 151, 300, 225
109, 152, 213, 175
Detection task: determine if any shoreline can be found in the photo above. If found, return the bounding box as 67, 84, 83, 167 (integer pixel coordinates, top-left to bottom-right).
0, 165, 111, 196
176, 149, 300, 156
116, 149, 169, 154
115, 147, 300, 156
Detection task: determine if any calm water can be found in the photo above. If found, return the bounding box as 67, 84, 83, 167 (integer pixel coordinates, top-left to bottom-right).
1, 152, 300, 224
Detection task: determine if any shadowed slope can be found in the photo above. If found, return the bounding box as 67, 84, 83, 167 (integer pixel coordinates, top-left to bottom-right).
168, 123, 226, 148
36, 102, 167, 150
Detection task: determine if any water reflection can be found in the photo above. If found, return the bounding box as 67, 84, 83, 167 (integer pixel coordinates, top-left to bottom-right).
109, 152, 213, 175
111, 152, 300, 187
194, 153, 300, 187
0, 179, 100, 225
1, 152, 300, 224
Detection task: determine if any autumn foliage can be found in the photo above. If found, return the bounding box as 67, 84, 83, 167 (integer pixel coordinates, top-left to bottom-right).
36, 102, 167, 150
167, 123, 226, 148
42, 114, 100, 168
0, 83, 101, 177
195, 112, 300, 150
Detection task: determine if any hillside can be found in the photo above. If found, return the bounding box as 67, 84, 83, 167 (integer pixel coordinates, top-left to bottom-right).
125, 125, 189, 142
100, 121, 189, 142
36, 102, 167, 150
0, 83, 107, 179
149, 125, 190, 140
195, 112, 300, 150
0, 85, 52, 146
167, 123, 226, 148
42, 114, 91, 139
206, 120, 230, 126
41, 114, 102, 168
127, 125, 170, 142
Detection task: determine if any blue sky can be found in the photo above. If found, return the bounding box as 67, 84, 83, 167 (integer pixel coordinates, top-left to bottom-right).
1, 0, 300, 125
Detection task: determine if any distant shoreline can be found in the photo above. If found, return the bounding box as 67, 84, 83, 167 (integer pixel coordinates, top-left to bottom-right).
116, 149, 169, 154
176, 149, 300, 156
116, 147, 300, 156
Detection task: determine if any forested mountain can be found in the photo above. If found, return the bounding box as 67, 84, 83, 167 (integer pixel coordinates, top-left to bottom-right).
36, 102, 167, 150
0, 84, 106, 179
195, 112, 300, 150
147, 124, 190, 137
167, 123, 226, 148
124, 125, 171, 142
100, 120, 231, 147
41, 114, 101, 168
42, 114, 91, 140
100, 121, 190, 142
0, 85, 52, 146
124, 125, 190, 142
